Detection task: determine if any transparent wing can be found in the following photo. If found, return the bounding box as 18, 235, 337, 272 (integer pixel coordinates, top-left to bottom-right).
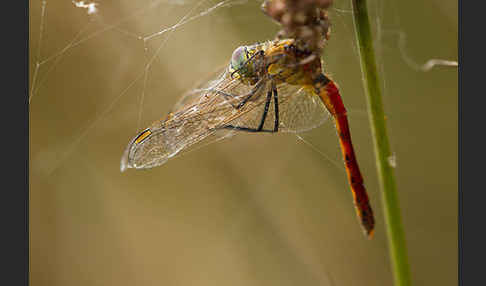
171, 64, 228, 112
121, 67, 268, 171
226, 83, 330, 133
121, 68, 330, 171
277, 84, 330, 132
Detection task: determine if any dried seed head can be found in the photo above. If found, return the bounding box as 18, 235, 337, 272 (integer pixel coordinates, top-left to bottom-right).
261, 0, 332, 54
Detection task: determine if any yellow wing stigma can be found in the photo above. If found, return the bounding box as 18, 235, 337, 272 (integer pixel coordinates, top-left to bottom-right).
134, 129, 152, 144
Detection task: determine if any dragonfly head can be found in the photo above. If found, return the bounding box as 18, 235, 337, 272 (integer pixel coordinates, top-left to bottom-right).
229, 45, 260, 84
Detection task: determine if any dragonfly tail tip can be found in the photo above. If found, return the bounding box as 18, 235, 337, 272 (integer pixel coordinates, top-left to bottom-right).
365, 228, 375, 239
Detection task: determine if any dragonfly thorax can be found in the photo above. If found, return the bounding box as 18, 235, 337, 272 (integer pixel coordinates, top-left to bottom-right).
228, 39, 323, 87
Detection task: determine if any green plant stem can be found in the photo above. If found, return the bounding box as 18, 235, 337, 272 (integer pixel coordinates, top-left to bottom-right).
350, 1, 411, 286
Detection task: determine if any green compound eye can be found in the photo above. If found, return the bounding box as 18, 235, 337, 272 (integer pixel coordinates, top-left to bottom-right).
230, 46, 249, 73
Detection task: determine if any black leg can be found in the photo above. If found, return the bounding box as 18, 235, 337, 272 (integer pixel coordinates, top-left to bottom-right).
211, 89, 246, 109
236, 93, 254, 109
236, 79, 265, 109
273, 87, 279, 132
222, 125, 274, 133
221, 87, 276, 133
257, 89, 273, 131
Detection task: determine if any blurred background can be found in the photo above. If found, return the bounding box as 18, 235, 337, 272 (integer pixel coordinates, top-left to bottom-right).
29, 0, 457, 285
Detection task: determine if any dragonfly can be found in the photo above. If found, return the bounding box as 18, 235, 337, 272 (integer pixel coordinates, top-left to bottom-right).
120, 38, 375, 237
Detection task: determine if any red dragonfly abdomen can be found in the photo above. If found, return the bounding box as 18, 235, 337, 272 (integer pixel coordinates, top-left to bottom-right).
315, 78, 375, 237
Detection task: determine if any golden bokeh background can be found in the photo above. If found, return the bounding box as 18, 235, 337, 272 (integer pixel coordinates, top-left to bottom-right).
29, 1, 457, 285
